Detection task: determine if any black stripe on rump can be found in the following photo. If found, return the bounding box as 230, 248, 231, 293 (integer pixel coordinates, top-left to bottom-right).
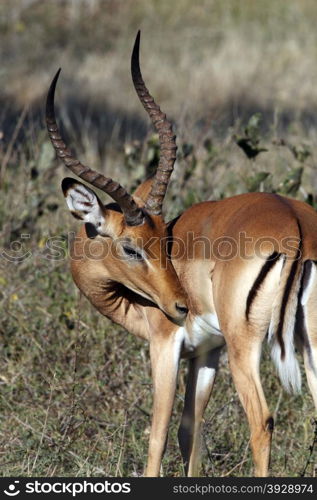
246, 251, 281, 321
295, 260, 316, 375
276, 221, 302, 360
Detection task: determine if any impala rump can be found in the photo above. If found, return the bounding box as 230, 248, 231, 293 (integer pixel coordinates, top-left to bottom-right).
268, 256, 317, 394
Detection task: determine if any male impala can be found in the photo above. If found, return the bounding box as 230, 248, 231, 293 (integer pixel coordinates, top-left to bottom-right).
46, 32, 317, 477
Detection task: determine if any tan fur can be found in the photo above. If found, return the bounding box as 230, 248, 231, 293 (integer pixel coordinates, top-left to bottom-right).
133, 176, 155, 206
66, 187, 317, 477
50, 33, 317, 476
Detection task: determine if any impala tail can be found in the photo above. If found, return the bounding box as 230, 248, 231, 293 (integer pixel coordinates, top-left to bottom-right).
268, 253, 317, 394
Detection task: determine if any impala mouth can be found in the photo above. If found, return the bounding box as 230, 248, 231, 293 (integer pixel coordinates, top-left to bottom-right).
163, 301, 189, 325
175, 303, 189, 316
126, 286, 188, 324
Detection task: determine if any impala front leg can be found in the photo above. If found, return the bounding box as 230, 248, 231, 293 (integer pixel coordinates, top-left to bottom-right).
146, 329, 183, 477
178, 348, 221, 476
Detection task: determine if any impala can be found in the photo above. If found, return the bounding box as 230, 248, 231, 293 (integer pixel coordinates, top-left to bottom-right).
46, 32, 317, 477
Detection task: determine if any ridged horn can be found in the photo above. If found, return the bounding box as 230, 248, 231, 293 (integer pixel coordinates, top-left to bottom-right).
46, 69, 144, 226
131, 31, 177, 216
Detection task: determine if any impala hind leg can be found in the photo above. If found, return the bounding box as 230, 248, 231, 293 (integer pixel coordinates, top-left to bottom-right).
227, 336, 273, 477
300, 261, 317, 410
178, 348, 221, 476
304, 349, 317, 411
302, 313, 317, 411
145, 331, 182, 477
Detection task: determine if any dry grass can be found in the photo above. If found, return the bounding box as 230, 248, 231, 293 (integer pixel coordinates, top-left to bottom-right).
2, 1, 317, 119
0, 0, 316, 477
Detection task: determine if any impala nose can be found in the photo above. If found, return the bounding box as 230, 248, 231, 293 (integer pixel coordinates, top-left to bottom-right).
175, 302, 189, 317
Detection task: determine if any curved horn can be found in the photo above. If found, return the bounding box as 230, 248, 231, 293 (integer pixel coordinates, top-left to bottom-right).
131, 31, 177, 216
46, 69, 144, 226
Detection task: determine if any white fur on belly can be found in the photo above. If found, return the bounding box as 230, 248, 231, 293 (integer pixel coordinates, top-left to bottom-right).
177, 313, 225, 357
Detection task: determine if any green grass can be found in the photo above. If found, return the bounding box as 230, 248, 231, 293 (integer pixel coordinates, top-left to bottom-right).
0, 0, 316, 477
0, 120, 316, 477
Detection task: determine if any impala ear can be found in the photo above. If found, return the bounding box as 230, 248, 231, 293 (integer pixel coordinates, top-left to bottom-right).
61, 178, 106, 231
133, 176, 154, 207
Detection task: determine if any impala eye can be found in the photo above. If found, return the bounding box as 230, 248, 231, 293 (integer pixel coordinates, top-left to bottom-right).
122, 245, 144, 261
